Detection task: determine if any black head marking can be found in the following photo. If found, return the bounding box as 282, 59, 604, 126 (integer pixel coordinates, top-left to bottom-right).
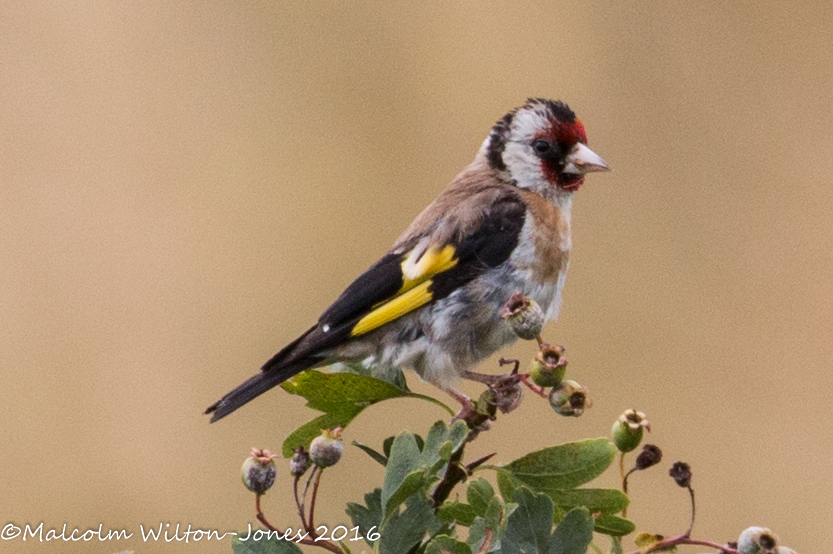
525, 98, 576, 124
487, 100, 578, 172
486, 110, 516, 172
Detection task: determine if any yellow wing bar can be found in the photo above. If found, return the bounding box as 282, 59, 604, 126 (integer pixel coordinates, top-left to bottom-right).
351, 280, 433, 337
351, 243, 458, 337
399, 244, 457, 294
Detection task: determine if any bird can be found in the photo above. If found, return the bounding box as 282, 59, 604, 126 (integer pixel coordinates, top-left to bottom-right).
206, 98, 610, 422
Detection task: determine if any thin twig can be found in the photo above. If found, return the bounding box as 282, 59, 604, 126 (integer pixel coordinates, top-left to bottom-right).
254, 494, 342, 553
619, 451, 626, 483
624, 484, 716, 554
624, 535, 737, 554
293, 474, 308, 530
684, 485, 696, 538
621, 465, 638, 519
619, 452, 628, 517
299, 465, 319, 531
309, 468, 324, 531
622, 467, 637, 495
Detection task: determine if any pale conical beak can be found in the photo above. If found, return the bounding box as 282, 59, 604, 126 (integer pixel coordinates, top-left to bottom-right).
562, 142, 611, 174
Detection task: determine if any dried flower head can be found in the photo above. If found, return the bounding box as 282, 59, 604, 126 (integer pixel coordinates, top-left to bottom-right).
634, 444, 663, 470
290, 446, 312, 477
669, 461, 692, 488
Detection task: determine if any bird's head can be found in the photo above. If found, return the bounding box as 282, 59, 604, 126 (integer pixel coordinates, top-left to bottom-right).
485, 98, 610, 195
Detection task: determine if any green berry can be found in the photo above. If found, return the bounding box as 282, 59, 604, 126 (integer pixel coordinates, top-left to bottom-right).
548, 380, 590, 417
611, 409, 650, 452
501, 292, 545, 340
529, 344, 567, 387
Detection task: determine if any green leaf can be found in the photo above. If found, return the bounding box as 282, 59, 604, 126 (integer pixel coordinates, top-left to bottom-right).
466, 478, 495, 516
383, 436, 396, 458
352, 440, 388, 466
540, 488, 629, 515
280, 370, 452, 457
549, 508, 595, 554
281, 414, 343, 460
594, 513, 636, 537
503, 438, 617, 490
231, 530, 304, 554
467, 518, 488, 553
381, 432, 423, 519
437, 502, 477, 526
502, 487, 556, 554
378, 495, 441, 554
467, 496, 512, 553
384, 470, 430, 524
608, 536, 624, 554
425, 535, 472, 554
496, 468, 519, 501
333, 362, 411, 390
486, 495, 515, 534
421, 420, 468, 467
345, 489, 382, 547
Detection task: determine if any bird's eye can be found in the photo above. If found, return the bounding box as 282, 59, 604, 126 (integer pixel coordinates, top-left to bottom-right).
532, 139, 552, 154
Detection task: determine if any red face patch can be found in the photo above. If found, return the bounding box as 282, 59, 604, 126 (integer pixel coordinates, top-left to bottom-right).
536, 118, 588, 191
551, 118, 587, 146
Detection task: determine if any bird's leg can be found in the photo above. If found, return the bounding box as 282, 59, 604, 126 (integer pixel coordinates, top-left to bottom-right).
496, 357, 542, 396
461, 369, 503, 385
444, 387, 478, 424
461, 357, 523, 385
459, 359, 526, 416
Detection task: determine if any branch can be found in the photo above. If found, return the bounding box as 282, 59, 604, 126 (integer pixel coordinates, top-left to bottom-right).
625, 535, 738, 554
255, 493, 342, 553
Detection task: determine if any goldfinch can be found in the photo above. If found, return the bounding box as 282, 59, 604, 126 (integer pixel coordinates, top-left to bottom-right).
206, 98, 609, 422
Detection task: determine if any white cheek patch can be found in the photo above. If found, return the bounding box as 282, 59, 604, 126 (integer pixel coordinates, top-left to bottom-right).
502, 142, 547, 191
501, 109, 552, 193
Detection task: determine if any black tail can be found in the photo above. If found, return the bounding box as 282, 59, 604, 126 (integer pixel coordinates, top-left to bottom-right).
205, 358, 315, 422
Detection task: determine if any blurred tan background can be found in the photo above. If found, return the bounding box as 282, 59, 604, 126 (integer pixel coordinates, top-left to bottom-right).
2, 2, 831, 553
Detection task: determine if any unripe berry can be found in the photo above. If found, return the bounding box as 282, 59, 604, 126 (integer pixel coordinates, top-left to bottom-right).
310, 428, 344, 468
611, 409, 651, 452
501, 292, 545, 340
529, 344, 567, 387
241, 448, 277, 494
737, 526, 779, 554
548, 380, 590, 417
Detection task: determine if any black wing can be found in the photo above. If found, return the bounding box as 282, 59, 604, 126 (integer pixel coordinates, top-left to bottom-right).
206, 192, 526, 421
